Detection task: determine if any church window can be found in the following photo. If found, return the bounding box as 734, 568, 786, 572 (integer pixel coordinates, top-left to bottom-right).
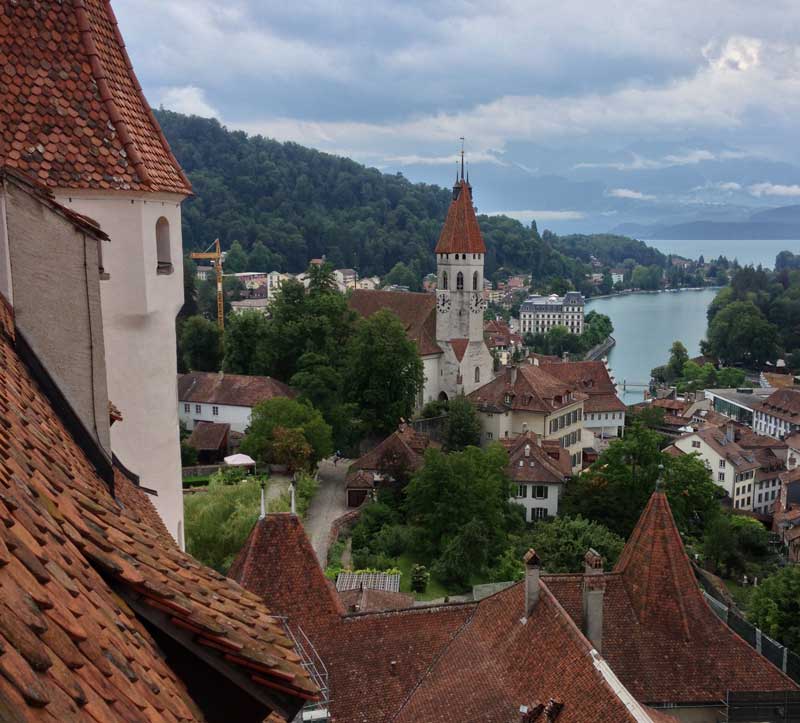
473, 271, 478, 290
442, 271, 449, 290
156, 217, 172, 274
457, 272, 464, 290
474, 366, 480, 383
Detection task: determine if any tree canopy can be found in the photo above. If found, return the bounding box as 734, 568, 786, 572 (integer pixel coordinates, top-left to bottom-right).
749, 565, 800, 650
443, 395, 482, 451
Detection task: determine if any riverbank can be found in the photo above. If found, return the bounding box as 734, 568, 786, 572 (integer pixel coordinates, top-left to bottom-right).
587, 285, 721, 302
583, 335, 615, 361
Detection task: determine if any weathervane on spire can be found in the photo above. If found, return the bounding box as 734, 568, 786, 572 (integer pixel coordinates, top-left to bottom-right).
459, 136, 465, 181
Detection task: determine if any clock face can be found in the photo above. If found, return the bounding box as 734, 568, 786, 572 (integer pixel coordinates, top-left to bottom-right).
470, 293, 487, 314
437, 292, 452, 314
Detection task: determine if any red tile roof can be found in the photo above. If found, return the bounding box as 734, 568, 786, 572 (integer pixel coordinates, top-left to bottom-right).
337, 587, 415, 613
501, 432, 572, 483
0, 295, 316, 720
348, 425, 437, 478
178, 372, 296, 408
1, 0, 191, 195
187, 421, 230, 451
757, 388, 800, 422
348, 289, 442, 356
542, 361, 626, 414
435, 180, 486, 254
468, 364, 586, 414
230, 512, 655, 722
546, 492, 798, 705
450, 337, 469, 362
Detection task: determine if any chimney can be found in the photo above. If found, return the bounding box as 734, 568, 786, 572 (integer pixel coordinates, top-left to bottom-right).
259, 480, 267, 520
523, 549, 541, 615
582, 549, 605, 653
723, 423, 735, 444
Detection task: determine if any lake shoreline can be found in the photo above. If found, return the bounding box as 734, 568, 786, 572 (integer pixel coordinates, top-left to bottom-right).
587, 286, 722, 303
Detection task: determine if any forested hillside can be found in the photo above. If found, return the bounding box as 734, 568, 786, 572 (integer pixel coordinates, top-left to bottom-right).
156, 110, 664, 286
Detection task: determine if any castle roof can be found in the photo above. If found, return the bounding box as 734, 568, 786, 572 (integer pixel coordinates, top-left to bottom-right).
348, 289, 442, 356
230, 513, 659, 722
541, 360, 626, 414
1, 0, 191, 195
546, 492, 797, 705
435, 179, 486, 254
0, 295, 315, 721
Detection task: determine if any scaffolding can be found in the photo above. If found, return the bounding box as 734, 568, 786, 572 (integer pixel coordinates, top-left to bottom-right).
278, 617, 330, 722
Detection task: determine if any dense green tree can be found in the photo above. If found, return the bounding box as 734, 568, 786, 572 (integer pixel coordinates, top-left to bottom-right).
382, 261, 419, 291
703, 514, 769, 577
268, 426, 312, 473
344, 310, 423, 435
749, 565, 800, 650
179, 316, 223, 371
405, 445, 511, 566
705, 301, 779, 367
516, 516, 625, 574
222, 311, 273, 375
180, 256, 199, 319
667, 340, 689, 380
223, 240, 248, 273
241, 397, 333, 466
306, 261, 338, 295
247, 240, 279, 272
443, 395, 482, 451
562, 423, 720, 537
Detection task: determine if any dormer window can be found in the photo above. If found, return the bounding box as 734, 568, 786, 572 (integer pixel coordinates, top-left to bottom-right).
524, 444, 530, 457
504, 393, 512, 405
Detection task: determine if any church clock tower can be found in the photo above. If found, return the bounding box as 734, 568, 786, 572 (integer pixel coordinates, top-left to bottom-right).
434, 157, 493, 399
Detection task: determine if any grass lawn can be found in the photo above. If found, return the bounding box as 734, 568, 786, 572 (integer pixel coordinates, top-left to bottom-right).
182, 475, 211, 488
396, 554, 458, 601
724, 579, 755, 612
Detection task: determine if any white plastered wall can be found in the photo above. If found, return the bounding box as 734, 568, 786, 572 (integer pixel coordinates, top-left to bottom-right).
54, 190, 186, 548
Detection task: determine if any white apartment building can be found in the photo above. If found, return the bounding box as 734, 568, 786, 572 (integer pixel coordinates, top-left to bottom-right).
754, 389, 800, 439
520, 291, 585, 335
178, 372, 296, 434
674, 427, 758, 510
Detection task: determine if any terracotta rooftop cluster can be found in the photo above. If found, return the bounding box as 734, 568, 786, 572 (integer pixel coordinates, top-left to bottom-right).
229, 483, 798, 722
178, 371, 296, 408
0, 294, 315, 720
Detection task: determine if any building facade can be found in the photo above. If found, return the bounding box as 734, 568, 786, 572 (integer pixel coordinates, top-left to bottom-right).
2, 0, 193, 545
178, 372, 296, 434
754, 388, 800, 439
520, 291, 585, 335
468, 363, 587, 473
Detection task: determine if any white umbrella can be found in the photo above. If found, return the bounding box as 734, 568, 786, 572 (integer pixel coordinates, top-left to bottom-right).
224, 453, 256, 467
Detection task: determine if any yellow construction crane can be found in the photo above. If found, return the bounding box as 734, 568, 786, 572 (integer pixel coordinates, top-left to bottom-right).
191, 239, 225, 330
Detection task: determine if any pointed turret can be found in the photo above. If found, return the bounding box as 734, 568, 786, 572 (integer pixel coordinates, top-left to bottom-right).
435, 178, 486, 254
614, 491, 705, 640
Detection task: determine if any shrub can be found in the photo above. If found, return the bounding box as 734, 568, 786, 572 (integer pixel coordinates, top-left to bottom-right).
411, 564, 430, 593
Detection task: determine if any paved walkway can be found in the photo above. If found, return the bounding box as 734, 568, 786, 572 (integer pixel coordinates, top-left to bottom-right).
303, 457, 350, 565
266, 474, 290, 507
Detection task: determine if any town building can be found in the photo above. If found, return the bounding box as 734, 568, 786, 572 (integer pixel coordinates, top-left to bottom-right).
520, 292, 585, 335
754, 388, 800, 439
0, 174, 314, 721
186, 421, 233, 464
540, 360, 626, 447
230, 489, 798, 722
345, 424, 438, 506
484, 318, 523, 365
673, 425, 762, 510
704, 387, 775, 426
355, 275, 381, 290
2, 0, 194, 544
334, 268, 358, 291
231, 297, 270, 315
196, 264, 215, 280
468, 362, 587, 472
503, 432, 572, 520
610, 269, 625, 286
178, 371, 296, 433
349, 170, 494, 404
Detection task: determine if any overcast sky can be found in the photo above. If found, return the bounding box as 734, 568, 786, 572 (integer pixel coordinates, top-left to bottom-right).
116, 1, 800, 227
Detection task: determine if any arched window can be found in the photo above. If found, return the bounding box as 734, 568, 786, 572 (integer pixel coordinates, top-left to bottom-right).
456, 272, 464, 290
442, 271, 449, 290
156, 217, 172, 274
474, 366, 480, 383
473, 271, 478, 290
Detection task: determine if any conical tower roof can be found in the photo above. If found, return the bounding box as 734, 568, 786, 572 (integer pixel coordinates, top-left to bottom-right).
1, 0, 191, 195
614, 491, 701, 640
435, 179, 486, 254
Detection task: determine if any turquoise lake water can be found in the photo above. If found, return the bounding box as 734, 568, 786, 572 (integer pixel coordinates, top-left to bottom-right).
586, 288, 719, 403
